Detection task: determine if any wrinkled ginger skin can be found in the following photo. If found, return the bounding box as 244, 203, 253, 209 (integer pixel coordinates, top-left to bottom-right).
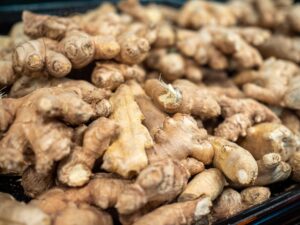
289, 151, 300, 182
102, 85, 153, 178
239, 123, 296, 161
0, 192, 51, 225
254, 153, 291, 186
178, 168, 225, 202
210, 137, 258, 186
240, 186, 271, 207
116, 159, 190, 215
132, 197, 212, 225
147, 113, 214, 165
58, 117, 119, 187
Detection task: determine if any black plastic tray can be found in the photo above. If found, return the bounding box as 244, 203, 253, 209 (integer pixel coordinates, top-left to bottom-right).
0, 0, 300, 224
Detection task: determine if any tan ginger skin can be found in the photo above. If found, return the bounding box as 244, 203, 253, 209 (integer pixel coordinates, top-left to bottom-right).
146, 113, 214, 165
239, 123, 297, 161
58, 117, 119, 187
178, 168, 225, 202
91, 61, 145, 91
212, 187, 271, 221
0, 192, 51, 225
132, 197, 212, 225
254, 153, 291, 186
145, 79, 220, 119
0, 60, 17, 87
215, 96, 280, 141
210, 137, 258, 186
289, 151, 300, 182
116, 158, 204, 215
102, 84, 153, 178
0, 81, 109, 174
234, 58, 299, 106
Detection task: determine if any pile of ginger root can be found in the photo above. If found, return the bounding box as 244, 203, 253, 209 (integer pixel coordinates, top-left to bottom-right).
0, 0, 300, 225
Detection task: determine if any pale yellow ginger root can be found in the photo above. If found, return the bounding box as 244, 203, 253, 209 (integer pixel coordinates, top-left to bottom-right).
91, 61, 145, 90
0, 60, 18, 87
132, 197, 212, 225
21, 166, 55, 198
178, 168, 226, 202
254, 153, 291, 185
258, 35, 300, 64
0, 192, 51, 225
13, 38, 72, 77
102, 85, 153, 177
116, 159, 193, 214
240, 186, 271, 207
207, 26, 263, 69
212, 187, 270, 221
0, 82, 105, 174
289, 151, 300, 182
239, 123, 297, 161
176, 29, 228, 70
231, 27, 271, 46
22, 11, 79, 40
177, 0, 236, 29
210, 137, 258, 186
9, 22, 30, 48
215, 96, 280, 141
58, 117, 119, 187
147, 113, 214, 165
180, 157, 205, 176
145, 79, 221, 119
234, 58, 299, 106
154, 22, 175, 48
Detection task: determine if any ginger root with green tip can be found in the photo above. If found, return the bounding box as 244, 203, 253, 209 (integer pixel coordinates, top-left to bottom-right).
102, 84, 153, 178
239, 123, 297, 161
210, 137, 258, 186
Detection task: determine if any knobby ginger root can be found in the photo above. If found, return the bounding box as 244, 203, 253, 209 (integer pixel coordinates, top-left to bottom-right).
210, 137, 258, 186
234, 58, 299, 106
289, 151, 300, 182
58, 117, 119, 187
0, 192, 51, 225
254, 153, 291, 185
215, 96, 280, 141
132, 197, 212, 225
91, 61, 145, 90
13, 38, 72, 77
116, 158, 203, 215
145, 79, 220, 119
147, 113, 214, 165
212, 187, 270, 221
0, 61, 18, 87
102, 84, 153, 178
178, 168, 225, 202
239, 123, 296, 161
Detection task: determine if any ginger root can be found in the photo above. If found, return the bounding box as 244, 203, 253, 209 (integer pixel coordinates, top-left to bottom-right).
239, 123, 296, 161
210, 137, 258, 186
289, 151, 300, 182
0, 192, 51, 225
178, 168, 226, 202
102, 84, 153, 177
132, 197, 212, 225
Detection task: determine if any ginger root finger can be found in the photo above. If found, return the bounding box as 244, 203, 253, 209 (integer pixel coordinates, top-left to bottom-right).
116, 159, 190, 215
178, 168, 225, 202
147, 113, 214, 165
0, 192, 51, 225
210, 137, 258, 186
289, 151, 300, 182
239, 123, 297, 161
254, 153, 291, 185
132, 197, 212, 225
0, 61, 17, 87
58, 117, 119, 187
240, 186, 271, 207
102, 84, 153, 178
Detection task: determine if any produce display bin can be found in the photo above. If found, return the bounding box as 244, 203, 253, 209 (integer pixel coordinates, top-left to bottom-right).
0, 1, 299, 225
